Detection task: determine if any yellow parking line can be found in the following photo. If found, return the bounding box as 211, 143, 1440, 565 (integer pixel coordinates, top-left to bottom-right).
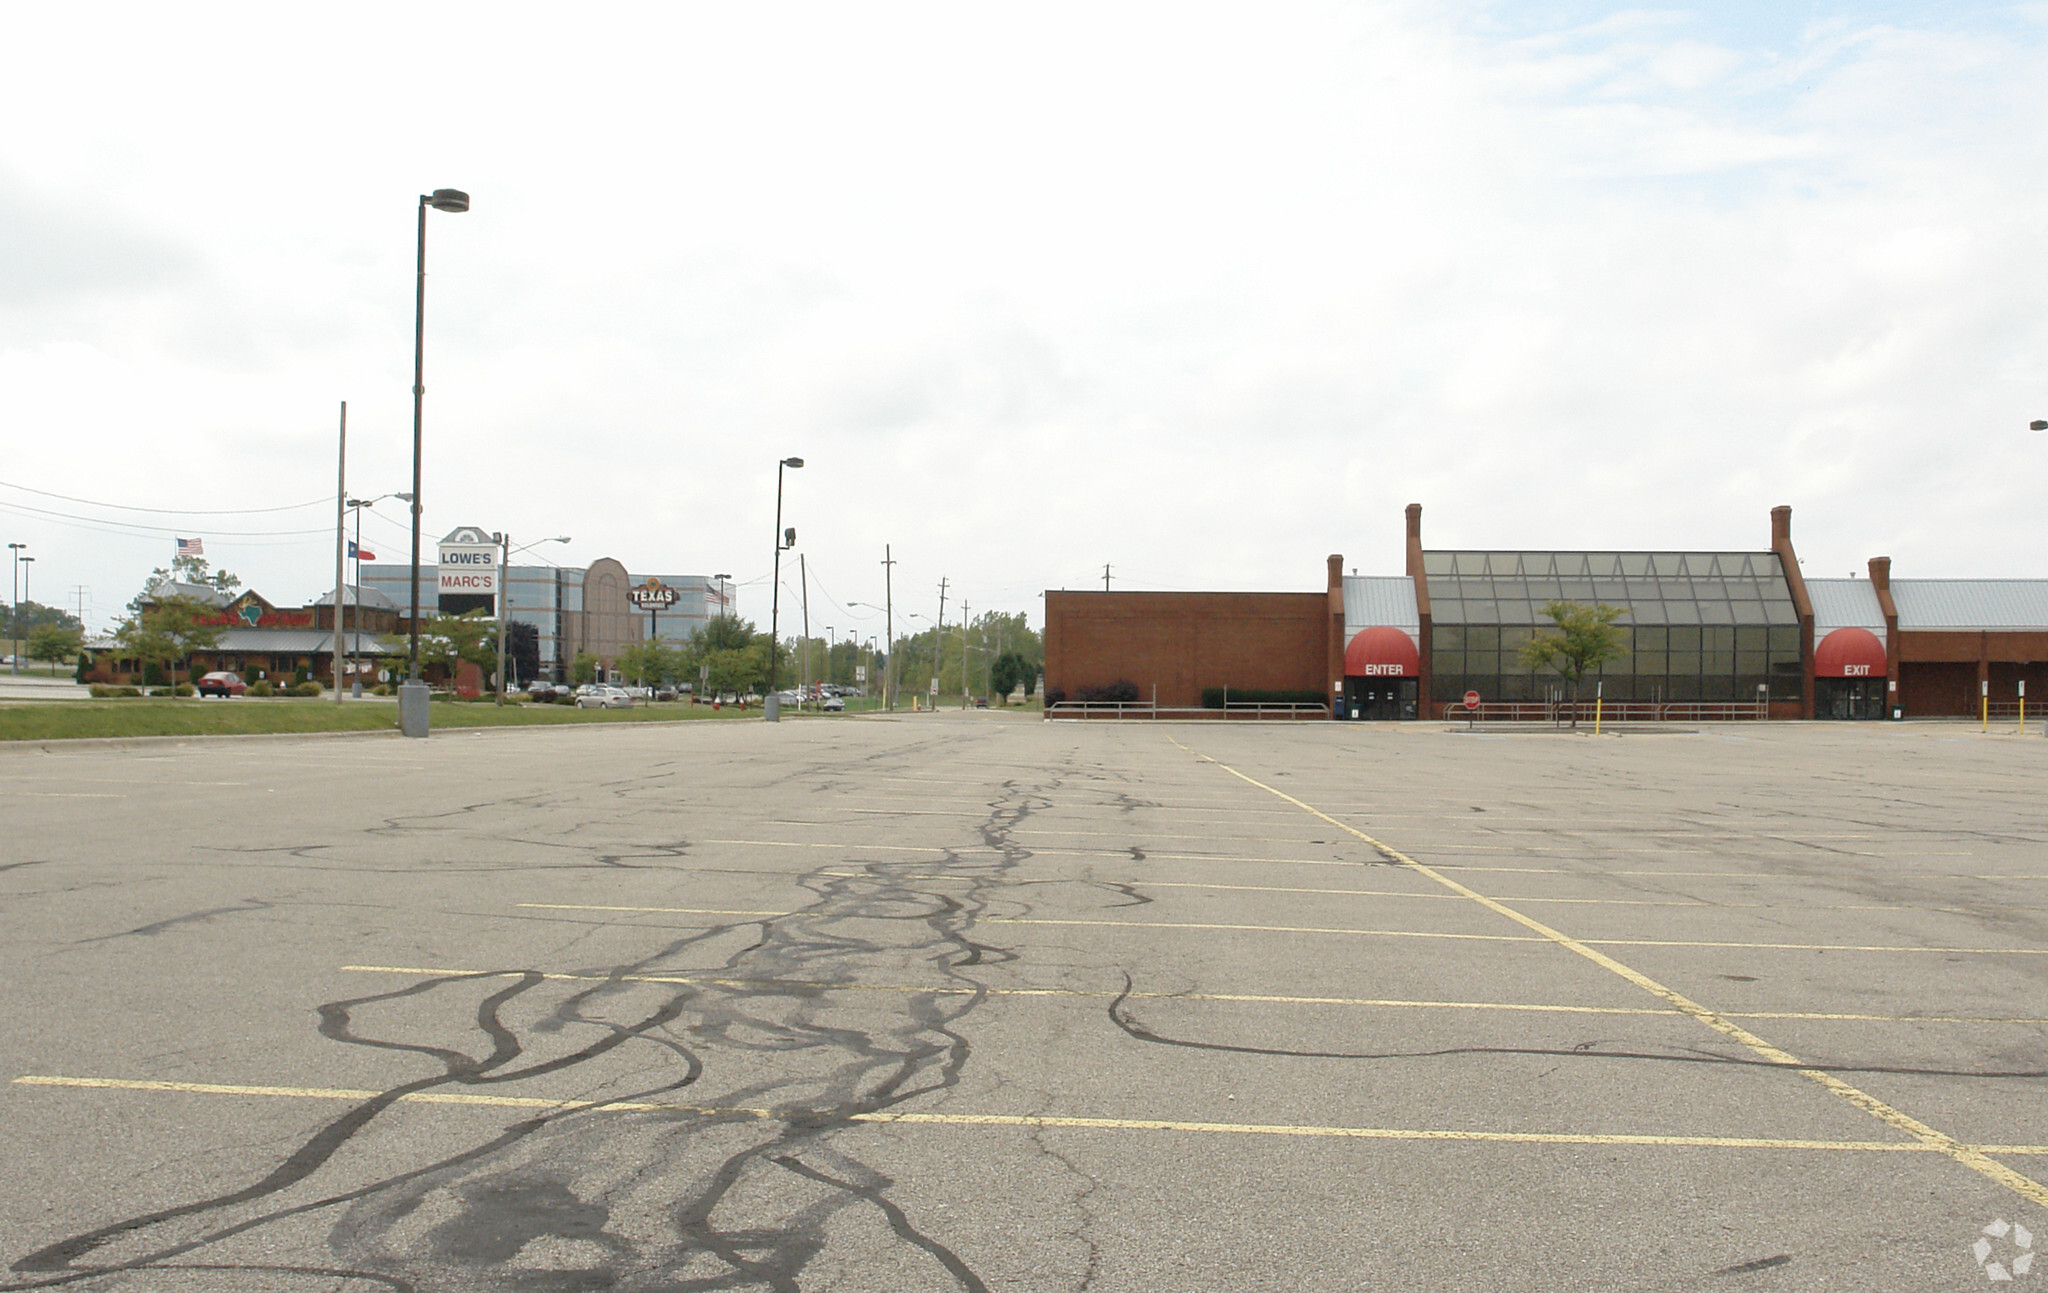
334, 966, 2048, 1025
18, 1075, 2048, 1155
984, 916, 2048, 955
1169, 736, 2048, 1210
518, 904, 785, 917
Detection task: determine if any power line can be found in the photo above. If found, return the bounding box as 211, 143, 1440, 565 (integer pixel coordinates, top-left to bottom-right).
0, 499, 332, 538
0, 478, 328, 516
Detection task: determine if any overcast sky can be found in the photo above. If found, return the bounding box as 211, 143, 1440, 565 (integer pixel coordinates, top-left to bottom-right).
3, 2, 2045, 638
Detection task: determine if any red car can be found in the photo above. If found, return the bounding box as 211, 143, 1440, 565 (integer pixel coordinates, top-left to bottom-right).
197, 671, 247, 698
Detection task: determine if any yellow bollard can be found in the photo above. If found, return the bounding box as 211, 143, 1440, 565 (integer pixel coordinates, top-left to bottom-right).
1594, 696, 1603, 735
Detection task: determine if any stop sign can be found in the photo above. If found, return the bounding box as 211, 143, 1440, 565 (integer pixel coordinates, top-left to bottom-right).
1463, 691, 1481, 710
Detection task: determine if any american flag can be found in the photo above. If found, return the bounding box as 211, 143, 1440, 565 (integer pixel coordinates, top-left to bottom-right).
176, 537, 203, 557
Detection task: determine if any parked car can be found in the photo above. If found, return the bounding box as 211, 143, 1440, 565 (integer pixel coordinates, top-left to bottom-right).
576, 684, 634, 710
819, 694, 845, 711
196, 671, 247, 698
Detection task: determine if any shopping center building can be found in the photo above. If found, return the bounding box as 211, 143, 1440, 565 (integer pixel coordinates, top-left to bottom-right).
356, 527, 725, 682
1044, 505, 2048, 720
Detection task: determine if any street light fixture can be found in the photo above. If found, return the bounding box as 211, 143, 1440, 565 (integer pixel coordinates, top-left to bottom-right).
767, 457, 803, 713
2031, 420, 2046, 431
7, 542, 24, 676
711, 574, 732, 622
342, 492, 411, 698
402, 186, 470, 740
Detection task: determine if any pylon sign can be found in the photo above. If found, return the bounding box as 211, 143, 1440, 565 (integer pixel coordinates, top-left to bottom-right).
630, 577, 680, 610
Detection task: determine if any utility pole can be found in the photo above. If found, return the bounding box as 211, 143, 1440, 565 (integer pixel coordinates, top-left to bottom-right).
71, 586, 88, 632
958, 599, 969, 708
799, 552, 811, 705
1103, 564, 1111, 591
933, 576, 948, 708
882, 545, 896, 711
333, 401, 347, 704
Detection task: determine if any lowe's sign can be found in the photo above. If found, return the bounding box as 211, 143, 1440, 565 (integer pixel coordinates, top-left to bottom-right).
438, 526, 499, 596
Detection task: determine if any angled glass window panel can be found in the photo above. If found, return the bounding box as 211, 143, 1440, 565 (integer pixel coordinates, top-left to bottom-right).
1738, 555, 1760, 576
1652, 553, 1683, 576
1493, 554, 1525, 576
1595, 554, 1626, 577
1704, 555, 1726, 577
1758, 554, 1784, 578
1559, 581, 1595, 600
1594, 580, 1626, 600
1423, 552, 1454, 576
1699, 600, 1734, 624
1619, 553, 1651, 576
1465, 601, 1500, 623
1527, 580, 1563, 601
1726, 580, 1761, 600
1764, 600, 1797, 625
1692, 579, 1725, 600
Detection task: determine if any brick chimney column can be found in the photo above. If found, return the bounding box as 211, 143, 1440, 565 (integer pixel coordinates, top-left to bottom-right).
1868, 556, 1899, 712
1771, 505, 1815, 719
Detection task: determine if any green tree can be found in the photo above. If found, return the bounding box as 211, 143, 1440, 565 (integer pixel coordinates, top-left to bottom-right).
117, 595, 223, 689
131, 555, 241, 614
989, 650, 1034, 704
616, 640, 678, 686
1518, 601, 1628, 726
2, 600, 81, 639
418, 610, 499, 678
26, 623, 82, 675
569, 650, 601, 686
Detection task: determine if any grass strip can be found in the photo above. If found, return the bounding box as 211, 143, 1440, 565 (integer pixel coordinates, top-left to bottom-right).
0, 699, 749, 741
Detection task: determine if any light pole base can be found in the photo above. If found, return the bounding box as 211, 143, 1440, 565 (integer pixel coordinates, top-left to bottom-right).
399, 681, 431, 738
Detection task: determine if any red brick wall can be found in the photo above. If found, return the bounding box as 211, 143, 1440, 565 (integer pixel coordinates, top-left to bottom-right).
1043, 591, 1329, 708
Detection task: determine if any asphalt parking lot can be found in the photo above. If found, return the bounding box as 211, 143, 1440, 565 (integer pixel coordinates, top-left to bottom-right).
1, 715, 2044, 1291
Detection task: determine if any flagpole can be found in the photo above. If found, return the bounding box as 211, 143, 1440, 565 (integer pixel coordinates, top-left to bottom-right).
333, 401, 346, 705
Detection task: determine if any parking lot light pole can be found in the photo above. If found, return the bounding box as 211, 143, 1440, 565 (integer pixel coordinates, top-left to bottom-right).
401, 187, 470, 740
7, 542, 24, 675
712, 574, 732, 622
767, 457, 803, 715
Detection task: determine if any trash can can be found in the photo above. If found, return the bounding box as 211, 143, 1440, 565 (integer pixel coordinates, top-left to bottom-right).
764, 694, 781, 723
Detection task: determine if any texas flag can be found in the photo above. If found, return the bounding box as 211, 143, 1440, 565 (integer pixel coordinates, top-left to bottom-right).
348, 540, 377, 561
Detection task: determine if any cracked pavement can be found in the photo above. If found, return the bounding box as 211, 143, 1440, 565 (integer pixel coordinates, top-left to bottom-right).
1, 714, 2045, 1290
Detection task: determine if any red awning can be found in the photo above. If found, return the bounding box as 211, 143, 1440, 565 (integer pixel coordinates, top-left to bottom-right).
1345, 626, 1419, 678
1814, 627, 1886, 678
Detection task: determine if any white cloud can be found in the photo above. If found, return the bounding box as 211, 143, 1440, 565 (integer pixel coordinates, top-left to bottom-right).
1, 1, 2045, 637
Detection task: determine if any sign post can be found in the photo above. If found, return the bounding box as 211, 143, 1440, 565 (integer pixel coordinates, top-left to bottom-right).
1463, 690, 1480, 729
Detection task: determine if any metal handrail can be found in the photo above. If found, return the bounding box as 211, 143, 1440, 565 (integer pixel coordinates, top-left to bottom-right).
1439, 699, 1771, 723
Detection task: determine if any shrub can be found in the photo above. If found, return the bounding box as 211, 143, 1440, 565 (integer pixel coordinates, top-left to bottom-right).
246, 680, 275, 697
1200, 688, 1328, 709
147, 687, 173, 697
372, 683, 392, 697
1044, 688, 1066, 707
290, 681, 323, 697
173, 682, 196, 697
1073, 680, 1141, 703
88, 684, 143, 698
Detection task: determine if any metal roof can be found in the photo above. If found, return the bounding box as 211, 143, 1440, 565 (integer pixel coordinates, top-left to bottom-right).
1805, 579, 1884, 634
1342, 576, 1419, 636
1890, 581, 2048, 631
211, 628, 398, 654
315, 585, 400, 611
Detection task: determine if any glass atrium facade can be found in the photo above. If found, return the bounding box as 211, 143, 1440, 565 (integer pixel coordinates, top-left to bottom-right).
1423, 551, 1805, 704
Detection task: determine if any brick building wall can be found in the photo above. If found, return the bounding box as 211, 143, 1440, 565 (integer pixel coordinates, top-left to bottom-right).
1043, 591, 1330, 708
